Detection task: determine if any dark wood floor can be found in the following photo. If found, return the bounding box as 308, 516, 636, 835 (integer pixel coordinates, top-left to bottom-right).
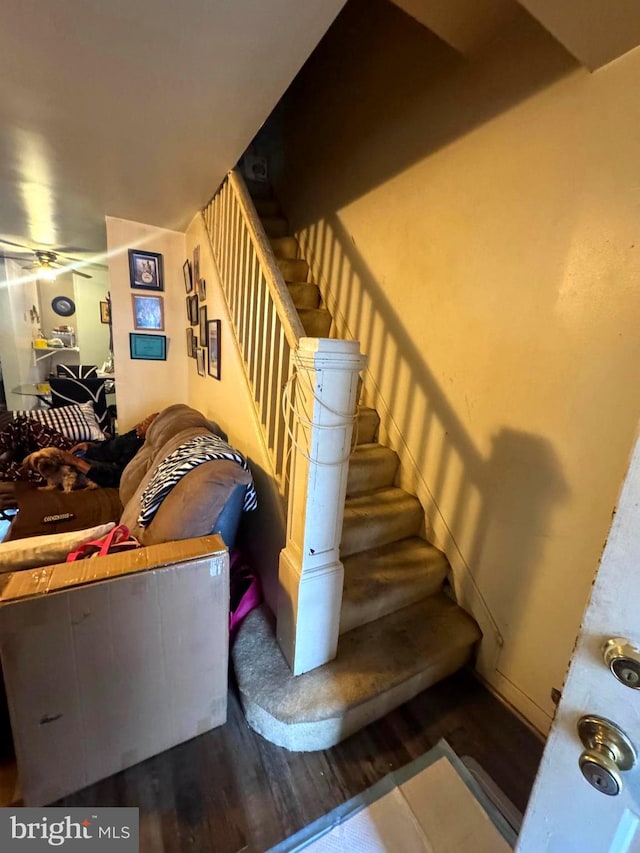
53, 669, 544, 852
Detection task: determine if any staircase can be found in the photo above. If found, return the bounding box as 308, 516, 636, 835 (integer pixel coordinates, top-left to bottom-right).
231, 184, 481, 751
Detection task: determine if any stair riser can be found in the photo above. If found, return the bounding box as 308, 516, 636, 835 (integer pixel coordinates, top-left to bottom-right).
340, 570, 446, 634
347, 450, 399, 495
261, 217, 289, 238
287, 283, 321, 310
355, 409, 379, 444
254, 198, 279, 217
299, 309, 332, 337
240, 644, 474, 751
341, 502, 423, 556
277, 258, 309, 282
270, 236, 298, 259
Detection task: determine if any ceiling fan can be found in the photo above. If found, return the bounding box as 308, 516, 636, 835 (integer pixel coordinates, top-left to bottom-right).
0, 238, 102, 279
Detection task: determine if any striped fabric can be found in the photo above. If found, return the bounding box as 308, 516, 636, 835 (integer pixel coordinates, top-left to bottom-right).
56, 364, 99, 378
14, 402, 105, 442
48, 376, 108, 430
138, 434, 257, 528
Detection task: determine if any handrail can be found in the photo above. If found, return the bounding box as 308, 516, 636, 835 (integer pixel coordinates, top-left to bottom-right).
202, 169, 305, 493
228, 171, 305, 347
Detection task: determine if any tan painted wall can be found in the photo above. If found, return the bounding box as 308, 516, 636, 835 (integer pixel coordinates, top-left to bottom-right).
106, 216, 187, 432
272, 0, 640, 730
38, 274, 75, 340
0, 260, 40, 411
184, 213, 286, 609
73, 271, 110, 369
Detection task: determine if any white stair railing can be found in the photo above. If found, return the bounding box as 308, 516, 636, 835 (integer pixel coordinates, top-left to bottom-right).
203, 170, 366, 676
204, 169, 305, 493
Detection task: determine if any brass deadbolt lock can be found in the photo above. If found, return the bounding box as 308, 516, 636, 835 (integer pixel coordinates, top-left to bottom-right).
603, 638, 640, 689
577, 715, 636, 796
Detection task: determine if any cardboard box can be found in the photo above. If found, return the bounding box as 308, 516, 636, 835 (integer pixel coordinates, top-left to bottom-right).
0, 536, 229, 805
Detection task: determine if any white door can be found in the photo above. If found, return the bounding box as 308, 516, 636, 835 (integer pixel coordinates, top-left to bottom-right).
518, 431, 640, 852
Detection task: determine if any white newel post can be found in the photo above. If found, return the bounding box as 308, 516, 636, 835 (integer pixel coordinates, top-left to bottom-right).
277, 337, 367, 676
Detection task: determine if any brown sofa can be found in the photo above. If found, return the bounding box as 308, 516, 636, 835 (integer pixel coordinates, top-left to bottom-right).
3, 404, 252, 557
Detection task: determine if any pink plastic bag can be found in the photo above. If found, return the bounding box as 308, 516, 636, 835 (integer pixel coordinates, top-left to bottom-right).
66, 524, 141, 561
229, 549, 262, 640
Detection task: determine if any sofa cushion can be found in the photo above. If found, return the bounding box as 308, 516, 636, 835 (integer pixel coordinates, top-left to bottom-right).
0, 521, 116, 572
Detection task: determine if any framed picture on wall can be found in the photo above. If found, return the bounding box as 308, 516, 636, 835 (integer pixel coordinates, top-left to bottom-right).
198, 278, 206, 301
193, 245, 200, 286
183, 259, 193, 293
199, 305, 208, 344
131, 294, 164, 331
207, 320, 221, 380
128, 249, 164, 291
129, 333, 167, 361
186, 327, 196, 358
100, 301, 110, 324
189, 294, 199, 325
196, 347, 206, 377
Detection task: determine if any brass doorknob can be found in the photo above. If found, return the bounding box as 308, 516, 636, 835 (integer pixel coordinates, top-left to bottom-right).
603, 638, 640, 688
577, 715, 636, 796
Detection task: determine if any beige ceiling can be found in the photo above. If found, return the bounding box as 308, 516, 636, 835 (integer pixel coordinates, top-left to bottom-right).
0, 0, 346, 257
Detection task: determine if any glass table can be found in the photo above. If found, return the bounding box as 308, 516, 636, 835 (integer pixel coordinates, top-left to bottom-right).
11, 383, 54, 406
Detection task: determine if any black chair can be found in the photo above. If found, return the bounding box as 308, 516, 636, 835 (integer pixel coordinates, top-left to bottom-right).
48, 376, 109, 433
56, 364, 99, 378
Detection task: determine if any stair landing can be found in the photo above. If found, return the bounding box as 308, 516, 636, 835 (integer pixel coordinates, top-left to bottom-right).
233, 596, 481, 752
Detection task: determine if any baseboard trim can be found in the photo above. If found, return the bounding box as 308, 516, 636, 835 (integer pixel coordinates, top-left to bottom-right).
470, 666, 550, 740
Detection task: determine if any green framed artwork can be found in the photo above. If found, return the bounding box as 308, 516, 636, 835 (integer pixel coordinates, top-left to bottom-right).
129, 332, 167, 361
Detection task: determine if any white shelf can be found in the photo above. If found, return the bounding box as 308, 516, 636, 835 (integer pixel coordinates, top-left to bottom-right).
32, 346, 80, 363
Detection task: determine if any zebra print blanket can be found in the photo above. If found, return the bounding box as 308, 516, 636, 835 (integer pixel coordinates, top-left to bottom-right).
138, 434, 257, 528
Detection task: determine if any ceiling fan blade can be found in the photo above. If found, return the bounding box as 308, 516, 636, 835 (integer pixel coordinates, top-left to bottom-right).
0, 237, 34, 252
51, 259, 94, 279
61, 255, 107, 269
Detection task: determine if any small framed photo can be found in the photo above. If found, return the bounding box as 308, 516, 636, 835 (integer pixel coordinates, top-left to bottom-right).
199, 305, 208, 344
196, 347, 206, 377
189, 294, 199, 325
186, 327, 196, 358
131, 294, 164, 331
198, 278, 206, 301
128, 249, 163, 291
193, 245, 200, 286
207, 319, 221, 379
183, 259, 193, 293
99, 301, 110, 324
129, 332, 166, 361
